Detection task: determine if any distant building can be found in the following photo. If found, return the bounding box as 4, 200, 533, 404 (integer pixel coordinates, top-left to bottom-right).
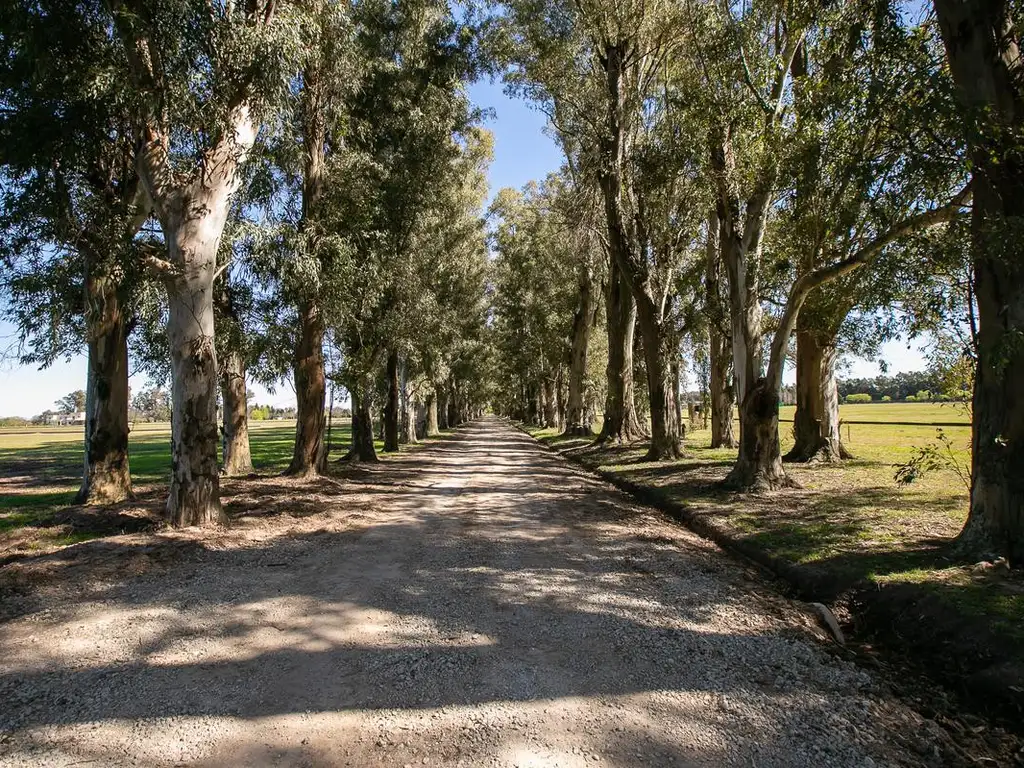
49, 412, 86, 426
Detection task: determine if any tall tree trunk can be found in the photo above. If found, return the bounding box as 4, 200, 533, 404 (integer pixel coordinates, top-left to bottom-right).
346, 376, 378, 463
564, 266, 595, 435
597, 263, 644, 442
164, 241, 225, 526
437, 389, 449, 430
543, 375, 557, 428
384, 350, 400, 452
709, 331, 736, 449
425, 392, 440, 436
77, 269, 132, 504
934, 0, 1024, 564
637, 305, 682, 460
287, 301, 326, 476
785, 324, 850, 463
706, 207, 737, 449
447, 383, 459, 428
137, 106, 259, 526
219, 349, 253, 476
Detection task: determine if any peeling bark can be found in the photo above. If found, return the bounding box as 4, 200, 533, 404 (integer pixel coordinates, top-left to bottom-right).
785, 326, 850, 463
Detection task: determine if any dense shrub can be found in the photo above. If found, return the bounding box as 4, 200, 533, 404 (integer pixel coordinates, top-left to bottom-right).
845, 393, 873, 403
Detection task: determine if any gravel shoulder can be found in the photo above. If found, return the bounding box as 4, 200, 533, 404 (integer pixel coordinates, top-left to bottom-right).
0, 418, 996, 766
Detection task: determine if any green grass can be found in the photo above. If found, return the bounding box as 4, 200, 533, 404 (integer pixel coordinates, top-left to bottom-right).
0, 420, 366, 546
526, 403, 1023, 662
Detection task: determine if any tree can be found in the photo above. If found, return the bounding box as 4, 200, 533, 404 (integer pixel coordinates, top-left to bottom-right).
56, 391, 87, 415
111, 0, 299, 525
931, 0, 1024, 564
0, 0, 146, 504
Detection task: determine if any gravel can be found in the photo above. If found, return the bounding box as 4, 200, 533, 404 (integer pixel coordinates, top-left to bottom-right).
0, 418, 963, 766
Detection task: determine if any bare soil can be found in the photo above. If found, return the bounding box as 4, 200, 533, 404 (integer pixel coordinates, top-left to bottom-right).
0, 419, 1017, 766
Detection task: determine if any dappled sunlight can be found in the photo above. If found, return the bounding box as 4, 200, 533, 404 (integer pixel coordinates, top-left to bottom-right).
0, 419, 961, 765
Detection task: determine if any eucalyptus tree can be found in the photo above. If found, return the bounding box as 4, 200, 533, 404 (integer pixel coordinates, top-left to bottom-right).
778, 5, 966, 464
322, 0, 481, 460
489, 180, 580, 425
214, 269, 255, 476
691, 0, 970, 489
500, 0, 645, 443
110, 0, 300, 524
930, 0, 1024, 564
500, 0, 698, 457
0, 0, 149, 504
277, 0, 353, 476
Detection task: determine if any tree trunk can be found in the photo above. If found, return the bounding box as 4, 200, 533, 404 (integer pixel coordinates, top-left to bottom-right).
447, 383, 459, 428
437, 390, 449, 430
543, 375, 557, 428
402, 391, 419, 445
138, 104, 259, 526
785, 326, 850, 463
287, 300, 327, 476
77, 270, 132, 504
709, 328, 736, 449
425, 392, 440, 436
219, 349, 253, 476
934, 0, 1024, 565
345, 377, 378, 463
597, 263, 644, 442
706, 206, 737, 449
724, 378, 794, 490
637, 306, 682, 460
164, 241, 225, 527
384, 350, 400, 452
564, 267, 595, 435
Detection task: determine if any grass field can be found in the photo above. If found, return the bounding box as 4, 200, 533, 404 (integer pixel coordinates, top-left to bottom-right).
528, 401, 1023, 674
0, 419, 364, 551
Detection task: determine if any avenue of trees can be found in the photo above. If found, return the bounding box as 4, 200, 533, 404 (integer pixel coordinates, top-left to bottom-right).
1, 0, 1022, 565
486, 0, 1022, 566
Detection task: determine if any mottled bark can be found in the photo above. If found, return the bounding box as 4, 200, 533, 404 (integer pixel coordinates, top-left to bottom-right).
77, 268, 132, 504
935, 0, 1024, 564
595, 40, 680, 457
287, 300, 326, 476
725, 378, 792, 490
785, 326, 849, 463
219, 348, 253, 476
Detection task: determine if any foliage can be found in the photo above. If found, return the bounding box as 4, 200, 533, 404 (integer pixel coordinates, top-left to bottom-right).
894, 428, 972, 492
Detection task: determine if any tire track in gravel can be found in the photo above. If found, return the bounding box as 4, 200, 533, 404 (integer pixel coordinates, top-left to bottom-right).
0, 417, 963, 767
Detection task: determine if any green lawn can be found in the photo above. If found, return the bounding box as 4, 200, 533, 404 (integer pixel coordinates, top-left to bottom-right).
0, 419, 367, 550
527, 402, 1022, 653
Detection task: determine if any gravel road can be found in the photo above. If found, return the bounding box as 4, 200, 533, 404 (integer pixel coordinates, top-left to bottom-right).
0, 418, 962, 766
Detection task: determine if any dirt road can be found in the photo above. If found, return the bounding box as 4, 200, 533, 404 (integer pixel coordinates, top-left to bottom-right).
0, 418, 957, 766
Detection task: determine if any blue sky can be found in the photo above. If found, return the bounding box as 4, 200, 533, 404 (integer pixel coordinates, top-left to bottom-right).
0, 79, 925, 418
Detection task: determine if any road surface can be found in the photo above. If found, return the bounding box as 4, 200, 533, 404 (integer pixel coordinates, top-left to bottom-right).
0, 418, 952, 766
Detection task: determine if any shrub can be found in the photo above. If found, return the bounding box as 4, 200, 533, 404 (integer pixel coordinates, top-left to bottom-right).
881, 395, 892, 402
845, 393, 872, 403
905, 395, 917, 402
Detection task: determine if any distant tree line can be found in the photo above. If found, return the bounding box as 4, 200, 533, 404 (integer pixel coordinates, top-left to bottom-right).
837, 372, 969, 403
